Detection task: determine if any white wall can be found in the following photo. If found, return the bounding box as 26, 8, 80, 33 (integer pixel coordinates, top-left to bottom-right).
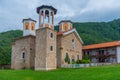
117, 46, 120, 63
91, 58, 97, 63
23, 30, 35, 36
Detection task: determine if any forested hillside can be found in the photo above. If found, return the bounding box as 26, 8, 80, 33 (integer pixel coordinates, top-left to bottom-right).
0, 30, 22, 65
0, 18, 120, 64
73, 19, 120, 45
55, 19, 120, 45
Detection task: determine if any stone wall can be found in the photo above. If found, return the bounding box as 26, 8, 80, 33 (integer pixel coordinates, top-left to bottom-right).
57, 32, 82, 67
57, 35, 62, 67
35, 28, 47, 70
11, 35, 35, 69
35, 27, 57, 70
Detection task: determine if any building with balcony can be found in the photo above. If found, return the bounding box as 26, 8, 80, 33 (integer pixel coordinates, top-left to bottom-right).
83, 41, 120, 63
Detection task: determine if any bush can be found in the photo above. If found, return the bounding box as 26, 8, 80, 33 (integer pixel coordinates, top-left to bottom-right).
84, 53, 89, 60
81, 60, 90, 64
72, 61, 76, 64
76, 60, 81, 64
64, 53, 70, 64
76, 59, 90, 64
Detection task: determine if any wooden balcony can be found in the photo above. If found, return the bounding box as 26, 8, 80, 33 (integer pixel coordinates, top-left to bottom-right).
89, 54, 97, 57
89, 53, 116, 58
109, 54, 116, 57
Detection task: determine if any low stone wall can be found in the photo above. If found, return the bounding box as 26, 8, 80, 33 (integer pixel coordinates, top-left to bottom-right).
61, 63, 116, 68
0, 64, 11, 69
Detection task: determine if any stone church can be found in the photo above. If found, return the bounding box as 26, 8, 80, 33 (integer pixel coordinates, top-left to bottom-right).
11, 5, 83, 70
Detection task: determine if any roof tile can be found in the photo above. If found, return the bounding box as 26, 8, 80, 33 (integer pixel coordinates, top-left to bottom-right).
83, 41, 120, 50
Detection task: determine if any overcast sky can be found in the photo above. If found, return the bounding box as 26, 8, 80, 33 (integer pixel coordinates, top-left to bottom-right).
0, 0, 120, 32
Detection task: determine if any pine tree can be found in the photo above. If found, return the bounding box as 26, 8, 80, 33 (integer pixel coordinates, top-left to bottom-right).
64, 53, 70, 64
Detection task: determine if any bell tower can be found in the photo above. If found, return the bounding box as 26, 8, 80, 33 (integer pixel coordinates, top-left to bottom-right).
23, 18, 36, 36
37, 5, 57, 29
35, 5, 57, 70
59, 20, 73, 32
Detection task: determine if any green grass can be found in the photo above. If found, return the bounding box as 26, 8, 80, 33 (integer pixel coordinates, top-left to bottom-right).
0, 65, 120, 80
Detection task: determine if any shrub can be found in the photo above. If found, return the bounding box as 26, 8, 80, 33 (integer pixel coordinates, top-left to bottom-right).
76, 59, 90, 64
64, 53, 70, 64
72, 61, 76, 64
81, 60, 90, 64
84, 53, 89, 60
76, 60, 81, 64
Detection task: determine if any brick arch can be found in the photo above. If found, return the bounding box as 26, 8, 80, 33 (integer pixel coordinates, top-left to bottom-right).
45, 10, 49, 16
70, 23, 73, 29
63, 23, 68, 31
24, 22, 29, 30
31, 22, 35, 30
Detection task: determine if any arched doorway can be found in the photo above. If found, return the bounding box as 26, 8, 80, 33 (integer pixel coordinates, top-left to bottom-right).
72, 55, 75, 64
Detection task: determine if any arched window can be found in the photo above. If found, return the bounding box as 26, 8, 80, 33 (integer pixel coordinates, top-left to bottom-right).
22, 52, 25, 59
63, 23, 68, 31
72, 39, 74, 42
31, 26, 34, 30
50, 46, 53, 51
31, 22, 35, 30
72, 39, 75, 50
45, 10, 49, 23
26, 26, 28, 30
25, 22, 29, 30
50, 32, 53, 38
45, 10, 49, 15
72, 58, 74, 63
72, 56, 75, 63
45, 10, 49, 18
65, 26, 67, 31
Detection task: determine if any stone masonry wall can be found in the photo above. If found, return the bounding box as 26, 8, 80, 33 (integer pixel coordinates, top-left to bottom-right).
35, 27, 57, 70
61, 32, 82, 66
11, 36, 35, 69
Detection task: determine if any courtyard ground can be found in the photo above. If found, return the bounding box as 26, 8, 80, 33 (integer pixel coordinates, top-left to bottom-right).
0, 64, 120, 80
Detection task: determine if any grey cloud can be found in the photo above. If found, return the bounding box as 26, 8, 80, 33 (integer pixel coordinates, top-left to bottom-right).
0, 0, 120, 32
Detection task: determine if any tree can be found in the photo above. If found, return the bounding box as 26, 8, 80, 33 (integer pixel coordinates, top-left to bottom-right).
0, 30, 22, 65
84, 53, 89, 60
64, 53, 70, 64
82, 53, 90, 63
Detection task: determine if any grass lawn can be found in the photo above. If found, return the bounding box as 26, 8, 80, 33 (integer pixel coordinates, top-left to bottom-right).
0, 64, 120, 80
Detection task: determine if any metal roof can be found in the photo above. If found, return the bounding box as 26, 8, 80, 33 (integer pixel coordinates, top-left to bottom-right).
37, 5, 57, 14
22, 18, 36, 23
59, 20, 73, 24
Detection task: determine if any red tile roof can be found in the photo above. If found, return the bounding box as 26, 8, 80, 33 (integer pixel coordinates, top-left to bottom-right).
57, 30, 70, 35
57, 32, 64, 35
83, 41, 120, 50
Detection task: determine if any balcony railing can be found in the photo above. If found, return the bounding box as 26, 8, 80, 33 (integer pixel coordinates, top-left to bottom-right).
89, 53, 116, 58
